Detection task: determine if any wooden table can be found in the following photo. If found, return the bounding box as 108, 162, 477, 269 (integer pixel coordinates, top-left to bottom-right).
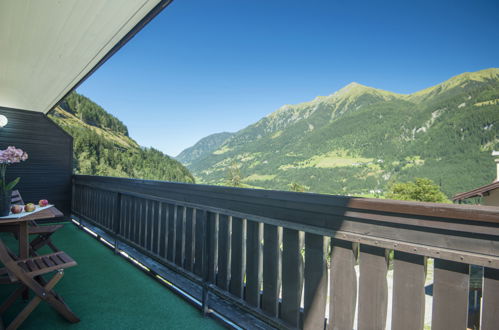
0, 207, 63, 258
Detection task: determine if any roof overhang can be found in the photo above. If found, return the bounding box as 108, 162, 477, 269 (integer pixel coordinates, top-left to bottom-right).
0, 0, 172, 114
453, 181, 499, 201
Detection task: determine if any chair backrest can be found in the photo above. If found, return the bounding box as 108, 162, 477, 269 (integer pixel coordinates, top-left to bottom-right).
11, 190, 24, 205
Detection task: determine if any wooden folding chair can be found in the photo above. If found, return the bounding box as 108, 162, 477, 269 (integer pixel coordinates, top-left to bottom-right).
0, 239, 79, 329
11, 190, 63, 254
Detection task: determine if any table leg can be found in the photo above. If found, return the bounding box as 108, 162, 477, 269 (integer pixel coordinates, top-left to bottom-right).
18, 222, 29, 301
18, 222, 29, 259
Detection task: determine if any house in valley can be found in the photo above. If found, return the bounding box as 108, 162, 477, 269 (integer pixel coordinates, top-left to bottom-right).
453, 151, 499, 206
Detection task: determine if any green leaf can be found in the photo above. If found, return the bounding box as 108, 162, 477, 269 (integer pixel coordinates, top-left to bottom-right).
5, 177, 20, 191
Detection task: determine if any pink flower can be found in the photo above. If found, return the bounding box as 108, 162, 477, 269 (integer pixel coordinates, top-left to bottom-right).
0, 146, 28, 164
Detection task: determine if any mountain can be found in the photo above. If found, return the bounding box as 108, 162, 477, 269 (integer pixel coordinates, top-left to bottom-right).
179, 68, 499, 197
176, 132, 234, 166
49, 92, 195, 183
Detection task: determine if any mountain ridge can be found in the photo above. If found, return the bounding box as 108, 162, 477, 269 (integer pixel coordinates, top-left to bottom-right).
50, 92, 195, 183
179, 68, 499, 196
176, 132, 234, 166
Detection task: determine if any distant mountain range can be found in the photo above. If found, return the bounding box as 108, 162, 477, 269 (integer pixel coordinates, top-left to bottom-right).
49, 92, 194, 183
177, 68, 499, 197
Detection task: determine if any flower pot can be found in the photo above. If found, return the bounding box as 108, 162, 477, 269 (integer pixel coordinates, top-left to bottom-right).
0, 190, 12, 217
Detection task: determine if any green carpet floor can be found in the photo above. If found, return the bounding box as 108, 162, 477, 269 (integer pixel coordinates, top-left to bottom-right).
0, 224, 223, 329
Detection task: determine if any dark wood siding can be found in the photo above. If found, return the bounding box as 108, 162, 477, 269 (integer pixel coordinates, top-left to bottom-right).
0, 107, 72, 218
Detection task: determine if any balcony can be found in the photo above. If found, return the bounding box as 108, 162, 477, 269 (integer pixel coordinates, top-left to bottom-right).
0, 221, 223, 329
64, 174, 498, 330
0, 2, 498, 329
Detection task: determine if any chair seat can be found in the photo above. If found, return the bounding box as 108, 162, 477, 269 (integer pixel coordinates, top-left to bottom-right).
14, 252, 77, 279
0, 238, 79, 328
28, 224, 63, 235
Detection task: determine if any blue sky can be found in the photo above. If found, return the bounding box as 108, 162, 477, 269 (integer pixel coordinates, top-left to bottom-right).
77, 0, 499, 156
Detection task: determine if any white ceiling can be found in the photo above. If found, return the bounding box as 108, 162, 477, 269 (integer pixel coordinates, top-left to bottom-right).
0, 0, 164, 113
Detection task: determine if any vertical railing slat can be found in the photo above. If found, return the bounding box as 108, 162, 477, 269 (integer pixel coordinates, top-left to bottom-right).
151, 201, 159, 254
109, 192, 114, 229
167, 204, 176, 262
328, 239, 357, 330
194, 208, 204, 277
159, 202, 168, 259
207, 212, 218, 283
122, 195, 128, 239
245, 220, 262, 308
281, 228, 304, 327
358, 244, 388, 330
304, 233, 327, 330
184, 208, 195, 272
175, 205, 186, 267
139, 198, 146, 247
391, 251, 425, 330
201, 210, 211, 314
134, 198, 141, 245
126, 196, 133, 240
132, 197, 139, 244
113, 193, 121, 238
144, 199, 150, 249
229, 217, 246, 298
107, 192, 112, 228
98, 190, 104, 226
482, 267, 499, 329
105, 191, 110, 228
94, 189, 99, 223
149, 200, 155, 251
217, 214, 231, 290
103, 191, 108, 228
86, 186, 90, 219
89, 187, 94, 221
431, 259, 469, 330
262, 224, 281, 317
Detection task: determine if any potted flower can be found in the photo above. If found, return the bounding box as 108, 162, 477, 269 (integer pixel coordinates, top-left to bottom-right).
0, 146, 28, 216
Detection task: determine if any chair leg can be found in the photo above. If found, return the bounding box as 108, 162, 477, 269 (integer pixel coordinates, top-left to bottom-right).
44, 294, 80, 323
40, 271, 79, 324
29, 235, 59, 254
6, 271, 63, 330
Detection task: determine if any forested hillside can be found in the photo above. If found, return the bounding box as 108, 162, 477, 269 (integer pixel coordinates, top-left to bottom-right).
180, 68, 499, 197
49, 92, 195, 183
176, 132, 234, 166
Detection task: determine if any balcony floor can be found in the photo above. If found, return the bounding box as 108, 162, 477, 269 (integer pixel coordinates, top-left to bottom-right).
0, 223, 223, 329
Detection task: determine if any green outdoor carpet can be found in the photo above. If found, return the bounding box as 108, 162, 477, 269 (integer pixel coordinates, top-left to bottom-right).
0, 224, 223, 329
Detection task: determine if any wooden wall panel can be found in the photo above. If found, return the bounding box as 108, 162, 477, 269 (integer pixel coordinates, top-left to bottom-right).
0, 107, 72, 217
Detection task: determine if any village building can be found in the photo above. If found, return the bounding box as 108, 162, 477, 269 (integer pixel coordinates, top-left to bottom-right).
453, 151, 499, 206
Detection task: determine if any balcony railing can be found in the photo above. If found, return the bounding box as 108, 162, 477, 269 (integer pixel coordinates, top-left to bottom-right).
71, 175, 499, 330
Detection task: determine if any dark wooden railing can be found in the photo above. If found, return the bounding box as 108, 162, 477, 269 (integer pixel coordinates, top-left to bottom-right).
71, 175, 499, 330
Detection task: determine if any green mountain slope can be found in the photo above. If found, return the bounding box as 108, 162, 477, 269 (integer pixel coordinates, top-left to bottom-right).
49, 92, 195, 183
181, 68, 499, 196
176, 132, 234, 166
